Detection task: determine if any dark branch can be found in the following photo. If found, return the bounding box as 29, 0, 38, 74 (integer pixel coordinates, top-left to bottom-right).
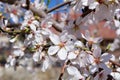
0, 27, 21, 34
0, 0, 17, 4
7, 23, 21, 28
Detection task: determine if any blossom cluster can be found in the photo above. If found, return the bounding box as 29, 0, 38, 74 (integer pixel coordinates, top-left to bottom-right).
0, 0, 120, 80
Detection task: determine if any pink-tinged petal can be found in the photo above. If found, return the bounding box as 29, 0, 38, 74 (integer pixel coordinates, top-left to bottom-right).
101, 53, 112, 62
57, 47, 67, 60
93, 46, 101, 58
49, 33, 60, 45
48, 46, 60, 55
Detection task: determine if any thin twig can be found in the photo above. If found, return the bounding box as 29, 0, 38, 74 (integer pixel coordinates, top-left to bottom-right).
7, 23, 21, 28
0, 27, 21, 34
110, 60, 120, 67
58, 60, 70, 80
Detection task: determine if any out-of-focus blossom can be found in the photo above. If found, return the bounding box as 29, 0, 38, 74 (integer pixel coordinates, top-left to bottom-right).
82, 30, 103, 45
67, 66, 85, 80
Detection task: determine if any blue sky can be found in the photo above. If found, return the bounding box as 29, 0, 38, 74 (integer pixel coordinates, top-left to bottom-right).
31, 0, 63, 8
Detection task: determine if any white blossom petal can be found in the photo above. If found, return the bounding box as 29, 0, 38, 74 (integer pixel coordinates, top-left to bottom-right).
48, 46, 60, 55
89, 2, 99, 10
33, 52, 40, 62
30, 24, 36, 32
93, 46, 101, 58
49, 33, 60, 45
67, 66, 83, 79
41, 56, 50, 72
101, 53, 111, 62
57, 47, 67, 60
68, 52, 77, 60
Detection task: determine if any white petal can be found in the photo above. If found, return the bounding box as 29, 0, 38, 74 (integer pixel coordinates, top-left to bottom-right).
114, 20, 120, 27
33, 52, 40, 62
41, 57, 50, 72
67, 66, 83, 79
68, 52, 77, 60
30, 24, 36, 32
111, 72, 120, 80
99, 63, 111, 73
94, 37, 103, 43
101, 53, 111, 62
9, 36, 18, 43
32, 20, 39, 27
67, 66, 79, 75
89, 65, 98, 73
57, 47, 67, 60
10, 58, 16, 66
81, 0, 88, 6
13, 49, 24, 57
116, 28, 120, 35
48, 46, 60, 55
81, 30, 90, 41
49, 33, 60, 45
10, 13, 19, 24
93, 46, 101, 58
89, 2, 99, 10
74, 41, 84, 47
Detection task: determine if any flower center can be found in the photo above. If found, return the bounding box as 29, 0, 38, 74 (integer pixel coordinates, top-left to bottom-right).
94, 58, 100, 64
59, 42, 65, 48
12, 9, 17, 15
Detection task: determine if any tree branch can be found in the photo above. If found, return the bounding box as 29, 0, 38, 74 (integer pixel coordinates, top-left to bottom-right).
0, 0, 17, 4
30, 5, 62, 32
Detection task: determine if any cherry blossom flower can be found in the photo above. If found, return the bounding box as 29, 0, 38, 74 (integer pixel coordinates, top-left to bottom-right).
89, 46, 112, 73
48, 32, 74, 60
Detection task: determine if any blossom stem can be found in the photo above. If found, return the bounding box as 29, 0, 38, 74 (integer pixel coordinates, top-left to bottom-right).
58, 60, 70, 80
